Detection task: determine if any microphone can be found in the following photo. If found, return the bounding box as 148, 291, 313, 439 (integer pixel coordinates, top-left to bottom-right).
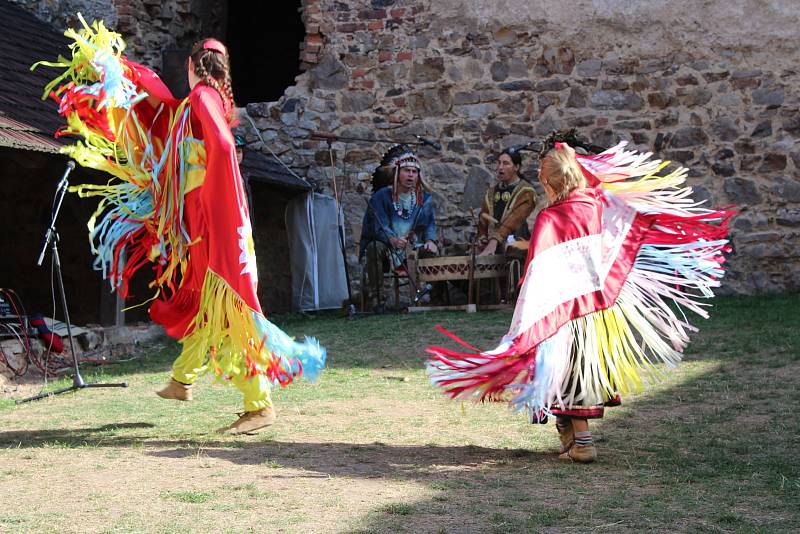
413, 282, 433, 304
56, 160, 76, 192
37, 160, 77, 267
414, 135, 442, 151
311, 131, 339, 141
506, 140, 537, 154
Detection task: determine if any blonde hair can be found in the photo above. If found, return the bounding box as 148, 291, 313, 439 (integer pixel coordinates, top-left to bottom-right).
539, 143, 587, 203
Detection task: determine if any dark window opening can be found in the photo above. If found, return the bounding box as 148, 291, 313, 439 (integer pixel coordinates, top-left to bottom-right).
161, 49, 191, 100
227, 1, 305, 104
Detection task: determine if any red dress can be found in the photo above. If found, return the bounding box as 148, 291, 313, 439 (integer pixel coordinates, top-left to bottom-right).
42, 25, 325, 386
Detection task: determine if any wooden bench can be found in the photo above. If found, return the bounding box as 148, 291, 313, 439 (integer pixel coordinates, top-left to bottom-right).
409, 252, 517, 312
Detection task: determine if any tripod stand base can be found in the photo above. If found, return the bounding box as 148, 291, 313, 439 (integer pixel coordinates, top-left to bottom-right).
16, 376, 129, 404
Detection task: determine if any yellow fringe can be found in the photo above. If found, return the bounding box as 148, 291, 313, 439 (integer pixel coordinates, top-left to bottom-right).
179, 269, 266, 379
566, 303, 674, 407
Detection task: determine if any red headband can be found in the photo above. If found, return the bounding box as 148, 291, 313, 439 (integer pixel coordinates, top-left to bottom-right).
202, 39, 227, 55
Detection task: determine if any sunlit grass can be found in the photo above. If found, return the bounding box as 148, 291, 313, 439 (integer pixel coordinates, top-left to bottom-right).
0, 294, 798, 533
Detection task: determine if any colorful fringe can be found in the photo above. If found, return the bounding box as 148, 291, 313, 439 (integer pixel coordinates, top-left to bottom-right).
427, 142, 733, 417
182, 270, 325, 385
37, 15, 326, 386
34, 14, 194, 297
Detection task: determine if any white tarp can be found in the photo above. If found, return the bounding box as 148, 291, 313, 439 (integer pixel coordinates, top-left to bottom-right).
285, 192, 349, 311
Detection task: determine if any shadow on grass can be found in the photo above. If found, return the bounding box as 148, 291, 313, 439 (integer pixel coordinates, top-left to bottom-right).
4, 309, 512, 394
2, 295, 798, 533
0, 422, 156, 448
0, 424, 549, 480
323, 294, 798, 532
150, 440, 548, 478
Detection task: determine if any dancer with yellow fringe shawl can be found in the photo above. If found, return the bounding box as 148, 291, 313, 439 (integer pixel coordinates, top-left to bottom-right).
36, 16, 325, 435
426, 130, 733, 462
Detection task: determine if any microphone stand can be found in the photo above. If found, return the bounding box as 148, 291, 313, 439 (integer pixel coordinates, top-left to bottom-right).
311, 131, 433, 148
18, 162, 128, 404
324, 137, 354, 306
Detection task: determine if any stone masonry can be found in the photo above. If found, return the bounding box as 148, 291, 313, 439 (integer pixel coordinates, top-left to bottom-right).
15, 0, 800, 294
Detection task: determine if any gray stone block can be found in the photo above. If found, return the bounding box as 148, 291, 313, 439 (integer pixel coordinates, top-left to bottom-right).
576, 58, 602, 77
453, 91, 481, 105
453, 103, 499, 119
483, 120, 509, 137
710, 117, 740, 141
499, 80, 534, 91
772, 178, 800, 202
490, 61, 509, 82
427, 162, 464, 185
752, 87, 784, 107
724, 177, 762, 204
340, 91, 377, 113
776, 208, 800, 227
682, 88, 713, 107
692, 184, 714, 205
781, 116, 800, 137
590, 90, 644, 111
535, 79, 567, 92
566, 87, 588, 108
461, 166, 493, 210
712, 162, 735, 176
615, 119, 651, 130
669, 127, 709, 148
751, 120, 773, 138
538, 93, 559, 112
311, 54, 348, 90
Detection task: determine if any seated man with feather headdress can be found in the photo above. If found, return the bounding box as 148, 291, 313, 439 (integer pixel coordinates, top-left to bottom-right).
359, 145, 438, 303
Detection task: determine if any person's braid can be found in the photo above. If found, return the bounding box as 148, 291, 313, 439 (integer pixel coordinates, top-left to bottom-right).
208, 53, 236, 123
194, 55, 211, 84
217, 75, 235, 121
192, 48, 236, 124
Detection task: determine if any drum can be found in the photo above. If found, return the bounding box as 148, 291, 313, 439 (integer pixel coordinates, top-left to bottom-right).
416, 254, 507, 283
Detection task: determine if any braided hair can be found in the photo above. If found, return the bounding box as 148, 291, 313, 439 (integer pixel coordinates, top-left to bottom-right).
189, 38, 236, 124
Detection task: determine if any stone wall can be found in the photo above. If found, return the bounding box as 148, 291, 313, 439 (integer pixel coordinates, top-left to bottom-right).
243, 0, 800, 294
11, 0, 219, 70
16, 0, 800, 294
8, 0, 118, 29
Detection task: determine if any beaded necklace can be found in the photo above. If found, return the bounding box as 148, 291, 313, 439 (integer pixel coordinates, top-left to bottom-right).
392, 191, 416, 219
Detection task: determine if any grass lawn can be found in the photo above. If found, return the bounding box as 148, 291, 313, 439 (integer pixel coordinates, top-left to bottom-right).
1, 294, 798, 533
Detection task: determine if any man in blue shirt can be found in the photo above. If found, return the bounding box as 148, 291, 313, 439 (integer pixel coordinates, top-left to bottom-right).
359, 145, 438, 306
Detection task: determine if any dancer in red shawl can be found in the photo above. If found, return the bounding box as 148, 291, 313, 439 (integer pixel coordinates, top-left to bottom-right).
37, 19, 325, 435
427, 130, 732, 462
